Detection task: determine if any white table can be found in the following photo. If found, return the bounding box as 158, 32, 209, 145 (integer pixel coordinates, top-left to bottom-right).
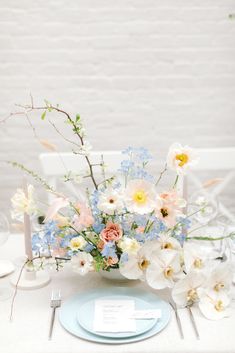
1, 233, 235, 353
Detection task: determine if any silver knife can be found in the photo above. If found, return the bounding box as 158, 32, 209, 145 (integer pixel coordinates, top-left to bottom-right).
187, 305, 200, 340
169, 302, 184, 339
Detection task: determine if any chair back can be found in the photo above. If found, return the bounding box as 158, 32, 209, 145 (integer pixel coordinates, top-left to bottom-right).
185, 147, 235, 222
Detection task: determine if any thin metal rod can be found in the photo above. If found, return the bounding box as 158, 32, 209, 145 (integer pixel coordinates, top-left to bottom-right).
187, 306, 200, 340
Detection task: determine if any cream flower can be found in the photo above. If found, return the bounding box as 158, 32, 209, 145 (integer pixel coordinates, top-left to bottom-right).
69, 236, 87, 251
71, 251, 94, 275
146, 250, 181, 289
97, 188, 124, 215
118, 237, 141, 255
11, 184, 38, 220
198, 290, 231, 320
124, 179, 156, 215
172, 271, 206, 307
119, 242, 153, 280
167, 143, 198, 175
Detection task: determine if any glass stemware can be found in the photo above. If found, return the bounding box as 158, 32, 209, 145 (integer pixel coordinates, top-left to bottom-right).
0, 212, 13, 300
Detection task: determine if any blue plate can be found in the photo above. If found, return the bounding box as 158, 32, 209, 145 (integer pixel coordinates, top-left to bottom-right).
59, 287, 171, 344
76, 295, 158, 338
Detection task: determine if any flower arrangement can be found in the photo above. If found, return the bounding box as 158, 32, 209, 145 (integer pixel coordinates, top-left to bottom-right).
8, 100, 235, 321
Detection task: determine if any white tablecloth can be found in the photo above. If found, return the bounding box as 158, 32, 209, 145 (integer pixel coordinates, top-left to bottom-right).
1, 233, 235, 353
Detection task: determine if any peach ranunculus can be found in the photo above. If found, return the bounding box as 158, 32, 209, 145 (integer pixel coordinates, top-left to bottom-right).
73, 203, 94, 231
100, 222, 123, 243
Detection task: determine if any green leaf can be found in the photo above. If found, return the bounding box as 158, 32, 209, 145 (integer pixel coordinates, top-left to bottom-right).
76, 114, 81, 122
41, 111, 46, 120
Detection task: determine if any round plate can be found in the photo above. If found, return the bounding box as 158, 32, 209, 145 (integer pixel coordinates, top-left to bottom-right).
77, 295, 157, 338
59, 287, 171, 344
0, 260, 14, 277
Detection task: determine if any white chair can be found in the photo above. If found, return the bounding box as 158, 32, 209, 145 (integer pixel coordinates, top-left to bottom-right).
39, 151, 123, 201
184, 147, 235, 223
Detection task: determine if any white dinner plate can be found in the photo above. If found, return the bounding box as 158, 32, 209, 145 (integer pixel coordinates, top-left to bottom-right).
59, 286, 171, 344
76, 294, 158, 338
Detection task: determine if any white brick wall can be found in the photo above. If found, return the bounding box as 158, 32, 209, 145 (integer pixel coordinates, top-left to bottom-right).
0, 0, 235, 218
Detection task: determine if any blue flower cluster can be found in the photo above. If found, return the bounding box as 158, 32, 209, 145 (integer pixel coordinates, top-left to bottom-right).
119, 147, 154, 182
32, 221, 60, 255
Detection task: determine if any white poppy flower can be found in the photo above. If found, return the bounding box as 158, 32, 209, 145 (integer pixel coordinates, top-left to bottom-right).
118, 237, 141, 255
146, 250, 181, 290
11, 184, 38, 220
199, 290, 231, 320
183, 242, 213, 273
172, 271, 206, 307
71, 251, 94, 276
69, 236, 87, 251
97, 188, 124, 215
119, 242, 153, 280
124, 179, 156, 215
167, 143, 198, 175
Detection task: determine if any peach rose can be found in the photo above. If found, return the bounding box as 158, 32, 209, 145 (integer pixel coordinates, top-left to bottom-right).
100, 222, 123, 243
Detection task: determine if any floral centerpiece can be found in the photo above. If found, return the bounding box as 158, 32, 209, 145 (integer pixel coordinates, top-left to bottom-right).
8, 100, 235, 321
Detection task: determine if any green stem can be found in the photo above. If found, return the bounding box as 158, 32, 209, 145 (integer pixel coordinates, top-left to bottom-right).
186, 232, 235, 241
173, 175, 179, 189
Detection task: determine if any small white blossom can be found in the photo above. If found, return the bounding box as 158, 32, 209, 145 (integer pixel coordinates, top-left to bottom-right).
69, 236, 87, 251
97, 188, 124, 215
71, 252, 94, 276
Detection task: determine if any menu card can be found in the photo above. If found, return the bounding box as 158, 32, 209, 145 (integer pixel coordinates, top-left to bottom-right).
93, 299, 136, 333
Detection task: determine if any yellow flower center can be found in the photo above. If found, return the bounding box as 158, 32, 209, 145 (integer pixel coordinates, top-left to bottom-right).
162, 242, 173, 250
133, 190, 147, 205
187, 289, 198, 303
193, 258, 203, 269
215, 300, 224, 312
214, 282, 225, 292
175, 153, 189, 167
138, 258, 150, 270
70, 238, 83, 249
164, 266, 174, 278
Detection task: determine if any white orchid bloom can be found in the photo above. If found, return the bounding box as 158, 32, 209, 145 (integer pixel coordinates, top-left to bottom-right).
156, 233, 182, 252
172, 271, 206, 307
124, 179, 156, 215
199, 290, 231, 320
146, 250, 182, 290
204, 263, 232, 294
183, 242, 214, 273
167, 143, 198, 175
97, 188, 124, 215
69, 236, 87, 251
71, 251, 94, 276
119, 242, 153, 280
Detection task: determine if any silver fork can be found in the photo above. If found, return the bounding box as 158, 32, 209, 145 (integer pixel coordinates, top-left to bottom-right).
48, 289, 61, 340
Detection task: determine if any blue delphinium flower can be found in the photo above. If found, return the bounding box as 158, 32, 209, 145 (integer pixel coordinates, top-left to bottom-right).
120, 252, 129, 263
101, 242, 117, 258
